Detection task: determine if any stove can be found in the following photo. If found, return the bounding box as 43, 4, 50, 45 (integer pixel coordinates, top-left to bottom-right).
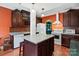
52, 29, 63, 45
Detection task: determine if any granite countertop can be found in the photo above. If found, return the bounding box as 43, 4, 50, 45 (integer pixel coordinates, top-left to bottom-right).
10, 32, 30, 35
24, 34, 54, 44
62, 33, 79, 36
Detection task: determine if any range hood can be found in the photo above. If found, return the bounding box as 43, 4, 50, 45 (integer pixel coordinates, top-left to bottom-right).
53, 13, 62, 25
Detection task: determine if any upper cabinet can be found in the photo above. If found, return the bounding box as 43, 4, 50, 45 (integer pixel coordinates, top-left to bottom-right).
11, 9, 30, 28
10, 9, 42, 32
70, 10, 79, 27
21, 10, 30, 25
10, 9, 30, 32
63, 11, 71, 27
63, 9, 79, 27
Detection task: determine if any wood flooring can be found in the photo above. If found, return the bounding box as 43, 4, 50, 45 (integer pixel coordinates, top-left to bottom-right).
0, 44, 69, 56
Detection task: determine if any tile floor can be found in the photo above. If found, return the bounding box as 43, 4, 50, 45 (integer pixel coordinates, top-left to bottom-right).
0, 44, 69, 56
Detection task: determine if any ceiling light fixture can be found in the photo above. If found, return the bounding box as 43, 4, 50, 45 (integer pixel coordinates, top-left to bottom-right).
41, 8, 45, 17
31, 3, 35, 12
32, 3, 35, 9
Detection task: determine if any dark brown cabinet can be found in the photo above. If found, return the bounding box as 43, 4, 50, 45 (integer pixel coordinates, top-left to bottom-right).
21, 10, 30, 25
38, 37, 54, 56
62, 34, 79, 48
12, 9, 30, 27
23, 37, 54, 56
38, 40, 48, 56
63, 11, 71, 27
62, 34, 71, 48
70, 10, 79, 27
11, 9, 30, 32
63, 9, 79, 27
12, 9, 24, 27
11, 9, 42, 32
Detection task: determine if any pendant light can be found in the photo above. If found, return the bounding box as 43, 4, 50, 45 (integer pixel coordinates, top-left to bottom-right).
31, 3, 35, 12
41, 8, 45, 17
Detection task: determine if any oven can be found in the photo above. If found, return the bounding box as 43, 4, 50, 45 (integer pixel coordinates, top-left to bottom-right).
52, 29, 63, 45
52, 33, 62, 45
54, 35, 60, 40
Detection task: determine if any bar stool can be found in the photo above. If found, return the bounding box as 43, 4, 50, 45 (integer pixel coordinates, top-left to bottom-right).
19, 41, 24, 56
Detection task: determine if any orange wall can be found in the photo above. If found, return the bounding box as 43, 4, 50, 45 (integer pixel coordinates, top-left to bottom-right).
42, 13, 63, 23
42, 13, 64, 30
59, 13, 64, 23
0, 6, 11, 45
42, 15, 56, 23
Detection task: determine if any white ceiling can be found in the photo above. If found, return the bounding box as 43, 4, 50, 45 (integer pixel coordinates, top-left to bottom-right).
0, 3, 79, 17
21, 3, 66, 14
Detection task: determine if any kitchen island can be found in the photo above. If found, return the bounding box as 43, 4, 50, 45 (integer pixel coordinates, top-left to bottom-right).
23, 34, 54, 56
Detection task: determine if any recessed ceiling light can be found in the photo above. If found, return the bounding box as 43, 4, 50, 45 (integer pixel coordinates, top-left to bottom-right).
32, 3, 35, 5
42, 8, 44, 10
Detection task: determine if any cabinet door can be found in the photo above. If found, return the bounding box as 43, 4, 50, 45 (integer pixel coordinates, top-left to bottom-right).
38, 40, 47, 56
70, 11, 79, 27
63, 12, 71, 27
21, 10, 30, 26
23, 40, 37, 56
38, 37, 54, 56
12, 9, 24, 27
12, 11, 18, 27
62, 35, 70, 48
47, 37, 54, 56
17, 12, 23, 27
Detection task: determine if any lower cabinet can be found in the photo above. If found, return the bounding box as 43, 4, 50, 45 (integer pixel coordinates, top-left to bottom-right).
23, 37, 54, 56
62, 34, 79, 48
38, 37, 54, 56
62, 35, 70, 48
38, 40, 47, 56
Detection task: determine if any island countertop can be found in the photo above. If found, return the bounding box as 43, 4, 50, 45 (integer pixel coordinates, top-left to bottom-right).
23, 34, 54, 44
10, 32, 30, 35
